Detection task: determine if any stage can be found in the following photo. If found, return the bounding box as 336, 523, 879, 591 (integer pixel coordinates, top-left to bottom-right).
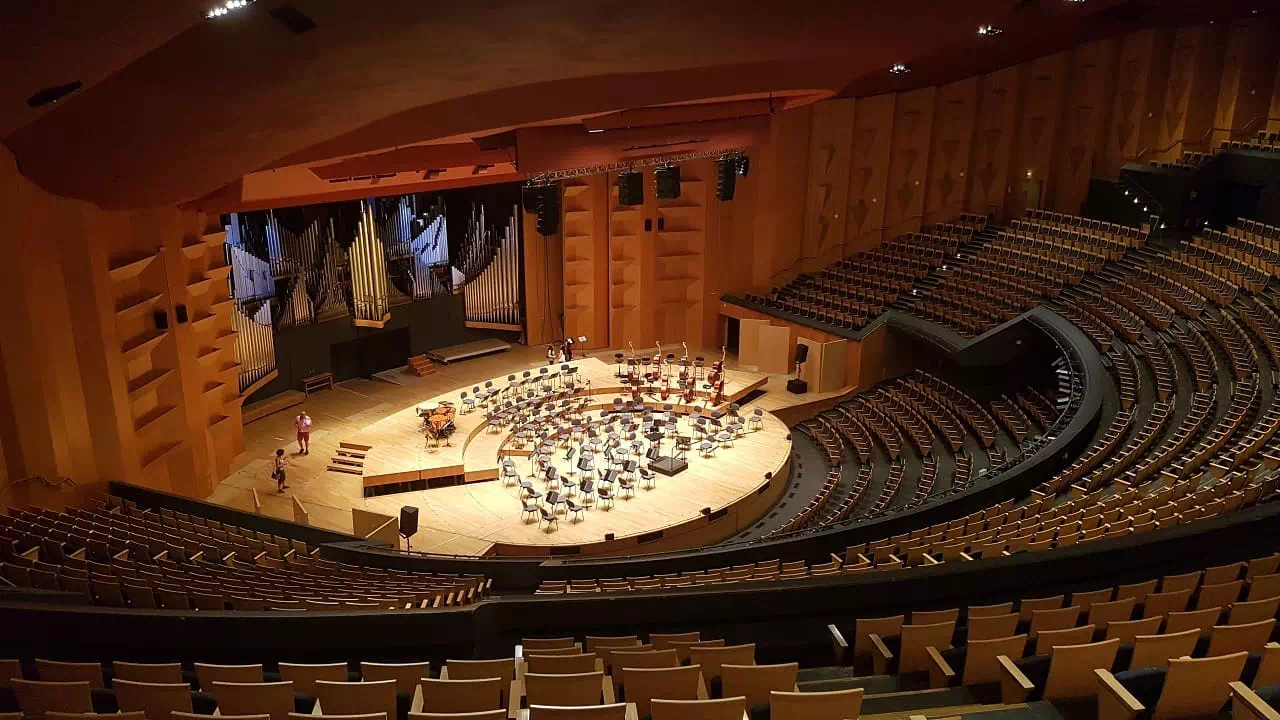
211, 345, 845, 557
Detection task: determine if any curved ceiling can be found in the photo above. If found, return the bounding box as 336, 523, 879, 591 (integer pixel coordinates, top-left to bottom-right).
1, 0, 1263, 210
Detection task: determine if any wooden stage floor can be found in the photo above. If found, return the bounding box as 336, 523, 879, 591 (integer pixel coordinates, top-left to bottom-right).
212, 345, 849, 555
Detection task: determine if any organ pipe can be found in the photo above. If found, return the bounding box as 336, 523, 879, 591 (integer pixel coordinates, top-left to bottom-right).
462, 203, 522, 327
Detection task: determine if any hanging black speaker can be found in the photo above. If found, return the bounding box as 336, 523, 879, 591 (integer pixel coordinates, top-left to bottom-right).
535, 186, 561, 236
716, 159, 737, 201
655, 166, 681, 199
175, 304, 189, 324
618, 172, 644, 206
153, 310, 169, 330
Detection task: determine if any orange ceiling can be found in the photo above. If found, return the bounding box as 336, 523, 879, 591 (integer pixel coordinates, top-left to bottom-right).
0, 0, 1264, 211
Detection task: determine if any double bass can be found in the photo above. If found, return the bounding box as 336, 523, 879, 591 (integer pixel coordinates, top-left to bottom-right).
708, 346, 727, 405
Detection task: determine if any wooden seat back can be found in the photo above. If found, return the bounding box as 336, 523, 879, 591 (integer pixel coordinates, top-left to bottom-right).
1129, 628, 1201, 670
912, 608, 960, 625
1197, 581, 1244, 611
1143, 588, 1193, 618
523, 647, 584, 658
523, 637, 577, 652
1248, 573, 1280, 601
650, 696, 745, 720
610, 649, 677, 698
968, 602, 1015, 617
278, 663, 348, 695
853, 615, 903, 668
1029, 605, 1081, 635
527, 705, 626, 720
362, 662, 431, 696
526, 654, 596, 675
1043, 638, 1120, 701
584, 636, 639, 653
312, 679, 398, 718
113, 662, 183, 684
1087, 598, 1135, 629
1018, 595, 1065, 622
11, 679, 94, 716
33, 660, 103, 688
1070, 588, 1114, 612
622, 665, 702, 718
211, 681, 294, 720
688, 644, 754, 688
47, 713, 146, 720
418, 677, 504, 714
523, 672, 604, 708
1208, 619, 1277, 657
963, 635, 1028, 686
112, 679, 194, 720
1117, 580, 1159, 604
194, 663, 264, 689
1152, 652, 1248, 720
1105, 617, 1164, 643
1034, 625, 1095, 656
721, 663, 797, 709
1228, 596, 1280, 625
1160, 571, 1203, 593
1165, 607, 1222, 634
649, 632, 700, 650
900, 621, 957, 673
668, 639, 723, 665
967, 613, 1019, 642
769, 687, 863, 720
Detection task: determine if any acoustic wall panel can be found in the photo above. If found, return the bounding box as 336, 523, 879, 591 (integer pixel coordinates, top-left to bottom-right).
845, 93, 895, 255
967, 65, 1024, 217
1052, 38, 1121, 215
884, 86, 937, 237
923, 77, 979, 225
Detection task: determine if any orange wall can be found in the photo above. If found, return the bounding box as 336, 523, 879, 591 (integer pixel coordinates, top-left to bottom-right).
0, 146, 243, 512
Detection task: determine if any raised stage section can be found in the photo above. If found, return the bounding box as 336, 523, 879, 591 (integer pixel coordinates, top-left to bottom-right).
426, 338, 512, 364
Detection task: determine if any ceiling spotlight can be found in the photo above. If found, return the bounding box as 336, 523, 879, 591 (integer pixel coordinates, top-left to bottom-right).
1143, 206, 1149, 212
977, 25, 1002, 36
1133, 198, 1140, 204
587, 128, 604, 134
890, 63, 910, 75
206, 0, 253, 19
1123, 190, 1129, 196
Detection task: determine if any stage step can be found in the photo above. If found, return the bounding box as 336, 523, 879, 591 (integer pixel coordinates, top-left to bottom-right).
337, 448, 366, 459
406, 354, 438, 377
340, 441, 373, 452
331, 456, 362, 467
327, 464, 363, 475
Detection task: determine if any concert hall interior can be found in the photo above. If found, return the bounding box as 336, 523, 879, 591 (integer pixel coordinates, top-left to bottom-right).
5, 2, 1280, 719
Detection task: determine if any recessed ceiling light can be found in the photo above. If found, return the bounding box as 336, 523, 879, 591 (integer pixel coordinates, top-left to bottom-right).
889, 63, 910, 75
977, 24, 1002, 36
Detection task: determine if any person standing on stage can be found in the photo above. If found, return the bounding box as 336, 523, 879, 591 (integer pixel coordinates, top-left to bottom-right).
564, 337, 574, 361
546, 343, 555, 365
295, 410, 313, 455
272, 448, 289, 493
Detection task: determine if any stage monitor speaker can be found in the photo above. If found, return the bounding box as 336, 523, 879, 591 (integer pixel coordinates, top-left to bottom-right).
618, 172, 643, 206
656, 166, 681, 199
605, 533, 616, 541
153, 309, 169, 330
787, 378, 809, 394
175, 304, 189, 324
794, 344, 809, 364
716, 159, 737, 201
399, 506, 419, 538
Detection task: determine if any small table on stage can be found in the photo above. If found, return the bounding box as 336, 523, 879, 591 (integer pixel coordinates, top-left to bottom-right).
302, 372, 334, 396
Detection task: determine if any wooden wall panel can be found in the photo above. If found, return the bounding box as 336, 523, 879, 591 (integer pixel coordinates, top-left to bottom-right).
1157, 25, 1227, 161
883, 87, 936, 237
561, 175, 609, 350
707, 148, 760, 343
521, 209, 563, 346
923, 78, 979, 226
844, 94, 895, 254
654, 161, 709, 347
1008, 52, 1069, 217
967, 65, 1024, 217
1052, 38, 1121, 214
1102, 29, 1174, 174
608, 170, 650, 348
751, 107, 812, 291
1212, 19, 1280, 147
1271, 55, 1280, 135
802, 99, 856, 268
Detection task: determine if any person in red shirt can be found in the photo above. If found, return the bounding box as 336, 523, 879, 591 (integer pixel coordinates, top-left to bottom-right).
295, 410, 313, 455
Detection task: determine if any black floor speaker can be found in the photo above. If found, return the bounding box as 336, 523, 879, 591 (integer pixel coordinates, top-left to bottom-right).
399, 506, 419, 538
787, 378, 809, 395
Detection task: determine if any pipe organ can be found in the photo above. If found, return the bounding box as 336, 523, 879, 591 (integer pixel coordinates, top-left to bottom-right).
461, 203, 523, 330
349, 200, 392, 327
232, 301, 276, 394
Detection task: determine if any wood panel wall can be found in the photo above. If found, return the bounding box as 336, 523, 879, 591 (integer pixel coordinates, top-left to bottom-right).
521, 208, 564, 346
1053, 38, 1122, 215
0, 146, 243, 511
